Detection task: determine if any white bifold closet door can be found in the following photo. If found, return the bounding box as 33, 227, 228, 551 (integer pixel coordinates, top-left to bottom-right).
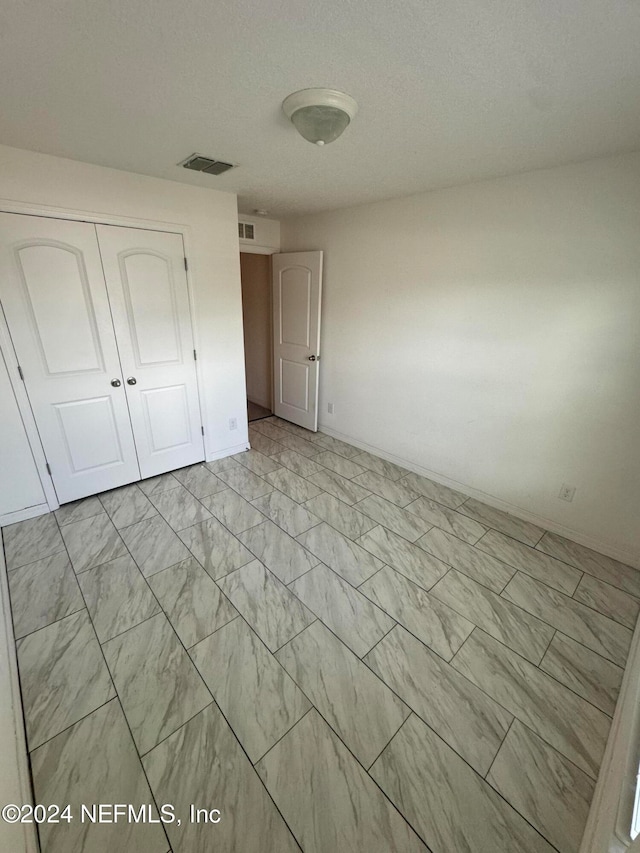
96, 225, 204, 480
0, 213, 204, 504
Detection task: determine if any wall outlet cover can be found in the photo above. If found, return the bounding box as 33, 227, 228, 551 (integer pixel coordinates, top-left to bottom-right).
327, 403, 334, 415
229, 418, 238, 430
558, 483, 576, 502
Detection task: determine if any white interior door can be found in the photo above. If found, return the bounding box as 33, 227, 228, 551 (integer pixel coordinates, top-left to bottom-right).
272, 251, 323, 431
96, 225, 205, 478
0, 213, 140, 503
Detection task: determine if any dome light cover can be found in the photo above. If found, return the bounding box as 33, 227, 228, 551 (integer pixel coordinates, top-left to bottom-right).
282, 89, 358, 146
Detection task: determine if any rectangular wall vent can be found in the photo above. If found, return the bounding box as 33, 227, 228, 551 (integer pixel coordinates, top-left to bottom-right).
239, 222, 255, 240
180, 153, 234, 175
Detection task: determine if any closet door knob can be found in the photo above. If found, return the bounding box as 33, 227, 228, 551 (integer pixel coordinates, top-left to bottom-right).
110, 379, 121, 387
126, 377, 137, 385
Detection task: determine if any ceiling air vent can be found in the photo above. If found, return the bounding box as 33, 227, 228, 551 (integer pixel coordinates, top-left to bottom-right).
180, 153, 234, 175
239, 223, 255, 240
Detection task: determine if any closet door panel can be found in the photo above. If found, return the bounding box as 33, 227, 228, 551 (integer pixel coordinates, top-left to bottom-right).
96, 225, 204, 478
0, 213, 141, 503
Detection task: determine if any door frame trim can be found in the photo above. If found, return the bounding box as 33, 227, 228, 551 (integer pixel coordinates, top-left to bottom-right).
0, 199, 207, 510
0, 305, 59, 511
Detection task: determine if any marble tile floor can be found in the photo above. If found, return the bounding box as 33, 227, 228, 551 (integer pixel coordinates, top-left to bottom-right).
3, 416, 639, 853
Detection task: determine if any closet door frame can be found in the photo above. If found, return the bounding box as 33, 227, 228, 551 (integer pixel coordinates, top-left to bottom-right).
0, 307, 57, 520
0, 199, 205, 513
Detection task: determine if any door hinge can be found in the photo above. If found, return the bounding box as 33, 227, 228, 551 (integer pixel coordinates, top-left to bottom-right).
184, 257, 188, 272
201, 426, 205, 436
17, 365, 24, 381
193, 349, 197, 361
45, 462, 52, 476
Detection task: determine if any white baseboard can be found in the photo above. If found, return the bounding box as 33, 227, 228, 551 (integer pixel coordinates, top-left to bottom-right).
0, 503, 50, 529
579, 614, 640, 853
206, 442, 249, 463
318, 423, 640, 570
0, 549, 38, 852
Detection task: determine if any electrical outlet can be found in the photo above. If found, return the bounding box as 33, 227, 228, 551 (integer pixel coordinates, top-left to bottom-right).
229, 417, 237, 431
558, 483, 576, 502
327, 402, 334, 415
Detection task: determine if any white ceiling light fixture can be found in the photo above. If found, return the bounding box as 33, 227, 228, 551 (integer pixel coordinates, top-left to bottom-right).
282, 88, 358, 146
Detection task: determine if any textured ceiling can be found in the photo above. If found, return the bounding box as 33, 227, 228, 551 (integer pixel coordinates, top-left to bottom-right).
1, 0, 640, 216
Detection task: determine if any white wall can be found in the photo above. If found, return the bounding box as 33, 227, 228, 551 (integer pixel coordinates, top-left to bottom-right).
281, 152, 640, 565
240, 253, 272, 409
0, 144, 248, 466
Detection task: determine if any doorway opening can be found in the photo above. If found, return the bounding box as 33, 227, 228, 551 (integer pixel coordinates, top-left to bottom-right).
240, 252, 273, 422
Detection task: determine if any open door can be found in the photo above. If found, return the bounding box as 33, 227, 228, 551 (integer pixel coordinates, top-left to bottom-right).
272, 251, 323, 431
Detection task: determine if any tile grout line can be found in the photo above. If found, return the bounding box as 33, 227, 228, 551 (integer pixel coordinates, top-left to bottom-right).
249, 498, 325, 540
534, 632, 620, 719
358, 635, 520, 781
5, 446, 636, 852
26, 695, 118, 755
185, 612, 241, 651
358, 620, 397, 660
451, 625, 616, 731
4, 546, 69, 575
357, 568, 474, 666
213, 559, 317, 645
59, 509, 180, 746
303, 465, 374, 500
108, 564, 306, 852
67, 505, 222, 759
441, 627, 606, 792
373, 678, 568, 853
355, 565, 385, 590
373, 560, 446, 595
499, 570, 631, 667
365, 710, 411, 772
417, 535, 516, 595
284, 561, 320, 588
361, 712, 434, 850
172, 642, 305, 849
1, 531, 49, 852
533, 529, 548, 548
12, 603, 86, 643
98, 607, 164, 647
284, 562, 395, 657
48, 514, 174, 850
272, 617, 320, 655
233, 511, 326, 581
477, 525, 595, 575
252, 653, 433, 850
251, 706, 316, 769
536, 625, 621, 671
444, 625, 520, 717
538, 627, 558, 665
483, 716, 516, 781
487, 785, 565, 853
222, 611, 330, 766
569, 573, 640, 630
135, 698, 216, 760
97, 481, 158, 530
5, 502, 616, 848
427, 568, 559, 665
